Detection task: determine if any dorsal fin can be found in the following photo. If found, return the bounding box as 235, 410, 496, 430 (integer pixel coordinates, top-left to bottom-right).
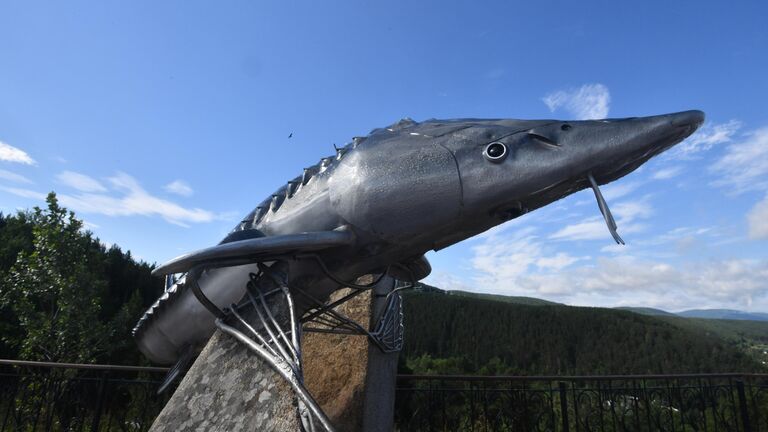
386, 117, 418, 131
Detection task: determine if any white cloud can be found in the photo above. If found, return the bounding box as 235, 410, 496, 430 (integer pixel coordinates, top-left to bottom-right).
600, 243, 630, 254
549, 217, 608, 241
58, 172, 215, 227
602, 180, 643, 201
550, 198, 653, 242
636, 226, 718, 252
612, 199, 655, 222
472, 227, 587, 286
651, 166, 683, 180
164, 180, 194, 197
469, 230, 768, 310
57, 171, 107, 193
1, 174, 218, 227
536, 252, 586, 270
424, 271, 475, 292
461, 191, 768, 310
747, 194, 768, 239
671, 120, 742, 158
542, 83, 610, 120
0, 169, 33, 184
82, 220, 100, 230
472, 228, 542, 280
0, 186, 46, 200
711, 126, 768, 193
0, 140, 36, 165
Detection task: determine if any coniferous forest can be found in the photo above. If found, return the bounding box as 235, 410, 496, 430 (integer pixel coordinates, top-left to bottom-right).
0, 194, 766, 376
401, 292, 766, 375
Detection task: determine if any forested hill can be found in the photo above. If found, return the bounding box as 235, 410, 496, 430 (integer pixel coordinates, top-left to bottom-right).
445, 290, 562, 306
401, 292, 766, 376
0, 195, 164, 365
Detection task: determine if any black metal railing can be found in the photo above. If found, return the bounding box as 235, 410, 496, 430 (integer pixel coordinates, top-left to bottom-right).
0, 359, 170, 432
395, 373, 768, 431
2, 359, 767, 431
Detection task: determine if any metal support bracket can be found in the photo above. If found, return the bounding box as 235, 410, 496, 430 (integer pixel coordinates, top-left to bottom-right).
201, 261, 415, 431
299, 277, 407, 353
215, 266, 336, 432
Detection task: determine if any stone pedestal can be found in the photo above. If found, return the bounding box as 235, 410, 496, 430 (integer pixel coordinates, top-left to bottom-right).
303, 275, 399, 432
150, 275, 399, 432
150, 295, 303, 431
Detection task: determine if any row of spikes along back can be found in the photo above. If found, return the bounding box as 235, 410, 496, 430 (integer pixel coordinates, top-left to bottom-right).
236, 136, 367, 231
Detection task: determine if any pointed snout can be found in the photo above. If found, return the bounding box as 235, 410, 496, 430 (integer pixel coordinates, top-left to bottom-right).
670, 110, 705, 129
635, 109, 705, 141
631, 109, 705, 155
639, 109, 705, 152
585, 110, 705, 184
646, 110, 705, 146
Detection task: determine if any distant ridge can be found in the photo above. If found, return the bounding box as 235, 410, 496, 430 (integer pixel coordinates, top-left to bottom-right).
615, 307, 677, 317
677, 309, 768, 322
413, 284, 562, 306
419, 286, 768, 322
445, 290, 562, 306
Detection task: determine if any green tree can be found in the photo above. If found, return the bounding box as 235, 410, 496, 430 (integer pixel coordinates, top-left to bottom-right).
0, 192, 108, 362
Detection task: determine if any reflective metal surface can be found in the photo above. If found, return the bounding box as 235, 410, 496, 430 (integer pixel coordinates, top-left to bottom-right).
135, 110, 705, 365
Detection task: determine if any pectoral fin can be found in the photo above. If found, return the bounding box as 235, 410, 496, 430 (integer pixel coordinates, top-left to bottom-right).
152, 229, 355, 276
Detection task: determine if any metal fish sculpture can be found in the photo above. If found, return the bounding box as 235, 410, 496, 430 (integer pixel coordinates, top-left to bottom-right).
134, 110, 704, 367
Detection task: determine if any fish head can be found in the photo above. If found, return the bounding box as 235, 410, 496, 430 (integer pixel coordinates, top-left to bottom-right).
427, 110, 704, 245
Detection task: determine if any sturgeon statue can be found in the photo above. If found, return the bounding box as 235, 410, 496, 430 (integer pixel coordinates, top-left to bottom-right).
134, 110, 703, 428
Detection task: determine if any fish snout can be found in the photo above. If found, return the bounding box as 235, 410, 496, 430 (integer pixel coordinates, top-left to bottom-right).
663, 110, 705, 142
586, 110, 705, 184
670, 109, 705, 129
645, 109, 706, 155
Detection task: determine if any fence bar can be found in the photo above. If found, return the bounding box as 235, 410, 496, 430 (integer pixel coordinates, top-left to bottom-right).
736, 380, 752, 432
558, 381, 570, 432
0, 360, 170, 432
0, 358, 169, 373
2, 359, 767, 432
395, 373, 768, 432
90, 371, 108, 432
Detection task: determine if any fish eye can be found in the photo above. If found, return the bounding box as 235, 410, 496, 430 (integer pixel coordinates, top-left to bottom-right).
483, 142, 507, 162
561, 124, 572, 131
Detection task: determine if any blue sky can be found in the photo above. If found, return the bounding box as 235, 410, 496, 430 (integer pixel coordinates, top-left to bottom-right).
1, 1, 767, 311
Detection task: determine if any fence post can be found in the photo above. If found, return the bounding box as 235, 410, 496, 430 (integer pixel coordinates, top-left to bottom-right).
90, 371, 108, 432
735, 380, 752, 432
559, 381, 570, 432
